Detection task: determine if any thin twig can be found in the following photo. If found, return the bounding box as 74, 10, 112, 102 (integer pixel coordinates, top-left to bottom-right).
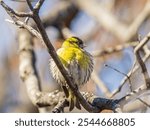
105, 64, 132, 91
0, 0, 32, 17
137, 98, 150, 108
5, 19, 43, 43
119, 86, 150, 106
134, 33, 150, 89
92, 42, 138, 57
135, 51, 150, 88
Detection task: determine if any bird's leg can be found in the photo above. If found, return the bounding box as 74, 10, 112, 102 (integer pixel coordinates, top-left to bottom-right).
74, 84, 81, 110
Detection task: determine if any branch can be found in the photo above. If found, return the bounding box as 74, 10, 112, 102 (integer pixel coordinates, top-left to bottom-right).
119, 87, 150, 107
18, 29, 65, 109
6, 19, 42, 40
137, 98, 150, 108
0, 0, 32, 18
52, 99, 68, 113
105, 64, 133, 92
34, 0, 45, 11
92, 42, 137, 57
52, 92, 122, 113
26, 0, 34, 11
135, 51, 150, 89
134, 33, 150, 89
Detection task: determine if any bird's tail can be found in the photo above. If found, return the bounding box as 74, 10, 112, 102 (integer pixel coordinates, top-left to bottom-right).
62, 86, 81, 111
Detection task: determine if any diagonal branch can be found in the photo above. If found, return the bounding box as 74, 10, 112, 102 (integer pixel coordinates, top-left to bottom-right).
26, 0, 34, 11
0, 0, 32, 18
135, 51, 150, 89
137, 98, 150, 108
18, 29, 61, 108
134, 33, 150, 89
34, 0, 45, 11
6, 19, 43, 43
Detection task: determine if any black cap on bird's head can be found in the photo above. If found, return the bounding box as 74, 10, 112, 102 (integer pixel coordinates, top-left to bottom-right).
67, 36, 85, 49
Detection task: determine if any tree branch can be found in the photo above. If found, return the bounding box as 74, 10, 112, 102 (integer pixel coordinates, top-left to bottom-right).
26, 0, 34, 11
18, 29, 63, 108
34, 0, 45, 11
134, 33, 150, 89
0, 0, 32, 18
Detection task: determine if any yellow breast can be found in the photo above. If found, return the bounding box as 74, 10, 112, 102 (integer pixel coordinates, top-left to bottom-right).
57, 47, 90, 69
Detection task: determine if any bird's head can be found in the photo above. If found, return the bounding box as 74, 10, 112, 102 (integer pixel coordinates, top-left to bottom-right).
62, 37, 85, 49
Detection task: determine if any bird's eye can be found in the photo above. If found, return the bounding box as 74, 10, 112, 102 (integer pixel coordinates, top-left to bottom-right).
78, 40, 82, 45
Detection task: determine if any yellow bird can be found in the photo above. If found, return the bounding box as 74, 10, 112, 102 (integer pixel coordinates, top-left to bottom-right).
49, 37, 93, 111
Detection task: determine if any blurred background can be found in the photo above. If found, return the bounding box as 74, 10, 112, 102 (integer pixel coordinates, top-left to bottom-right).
0, 0, 150, 112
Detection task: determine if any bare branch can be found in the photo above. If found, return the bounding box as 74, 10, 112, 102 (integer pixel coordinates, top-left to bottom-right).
83, 92, 121, 112
18, 29, 65, 109
6, 19, 43, 43
0, 0, 32, 18
137, 98, 150, 108
105, 64, 132, 92
135, 51, 150, 89
92, 42, 137, 57
34, 0, 45, 11
26, 0, 34, 11
134, 33, 150, 89
134, 32, 150, 53
52, 99, 68, 113
119, 86, 150, 107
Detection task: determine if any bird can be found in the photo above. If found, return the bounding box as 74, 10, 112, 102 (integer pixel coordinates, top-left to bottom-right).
49, 37, 93, 111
